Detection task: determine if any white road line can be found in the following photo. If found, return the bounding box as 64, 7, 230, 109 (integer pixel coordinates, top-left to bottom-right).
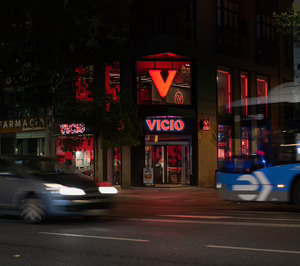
39, 232, 149, 243
161, 215, 232, 219
206, 245, 300, 255
129, 218, 300, 228
226, 210, 296, 215
160, 215, 300, 222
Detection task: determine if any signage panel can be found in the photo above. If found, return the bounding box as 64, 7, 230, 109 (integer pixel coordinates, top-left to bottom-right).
0, 117, 46, 134
60, 124, 86, 135
143, 167, 154, 185
145, 118, 194, 133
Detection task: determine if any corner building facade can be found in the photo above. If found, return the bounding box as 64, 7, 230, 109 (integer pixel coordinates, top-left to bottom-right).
102, 0, 294, 188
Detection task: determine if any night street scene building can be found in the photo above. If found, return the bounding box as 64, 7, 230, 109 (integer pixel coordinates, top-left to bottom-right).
0, 0, 296, 189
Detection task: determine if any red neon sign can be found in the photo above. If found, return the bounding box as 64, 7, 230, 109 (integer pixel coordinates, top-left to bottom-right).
146, 119, 184, 132
149, 70, 176, 98
60, 124, 85, 135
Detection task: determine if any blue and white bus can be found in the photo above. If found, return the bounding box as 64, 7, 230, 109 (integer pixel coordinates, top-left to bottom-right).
216, 83, 300, 207
216, 155, 300, 206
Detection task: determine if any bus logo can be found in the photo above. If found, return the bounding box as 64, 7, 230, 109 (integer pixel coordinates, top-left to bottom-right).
232, 171, 272, 201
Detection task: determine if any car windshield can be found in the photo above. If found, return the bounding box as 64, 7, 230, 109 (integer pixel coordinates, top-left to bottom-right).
13, 158, 72, 175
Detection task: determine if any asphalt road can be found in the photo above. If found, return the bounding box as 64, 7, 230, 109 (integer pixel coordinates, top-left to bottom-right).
0, 188, 300, 266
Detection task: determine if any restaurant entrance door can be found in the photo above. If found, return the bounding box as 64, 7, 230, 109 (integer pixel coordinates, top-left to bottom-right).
145, 135, 192, 185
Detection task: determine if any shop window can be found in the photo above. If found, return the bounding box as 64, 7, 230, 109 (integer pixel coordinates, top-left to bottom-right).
217, 68, 232, 115
256, 75, 269, 118
218, 125, 232, 167
113, 148, 121, 185
137, 54, 191, 105
241, 127, 250, 156
56, 137, 94, 177
240, 72, 249, 116
75, 66, 94, 102
106, 62, 120, 111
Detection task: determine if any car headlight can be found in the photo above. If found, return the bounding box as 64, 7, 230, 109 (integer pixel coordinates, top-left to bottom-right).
99, 186, 118, 194
44, 183, 86, 196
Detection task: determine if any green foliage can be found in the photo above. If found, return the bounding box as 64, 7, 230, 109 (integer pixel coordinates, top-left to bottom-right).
63, 93, 143, 150
59, 137, 84, 152
273, 5, 300, 44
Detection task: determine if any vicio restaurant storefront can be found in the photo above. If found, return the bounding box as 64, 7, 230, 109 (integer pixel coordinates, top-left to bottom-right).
131, 53, 198, 186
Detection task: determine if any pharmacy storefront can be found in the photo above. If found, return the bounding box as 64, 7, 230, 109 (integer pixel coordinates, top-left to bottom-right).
0, 117, 47, 156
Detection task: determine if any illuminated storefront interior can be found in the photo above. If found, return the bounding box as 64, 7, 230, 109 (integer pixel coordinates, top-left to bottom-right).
137, 54, 191, 106
144, 116, 193, 185
56, 136, 94, 177
145, 134, 192, 185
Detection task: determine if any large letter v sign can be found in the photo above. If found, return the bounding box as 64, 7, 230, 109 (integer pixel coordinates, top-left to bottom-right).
149, 70, 176, 98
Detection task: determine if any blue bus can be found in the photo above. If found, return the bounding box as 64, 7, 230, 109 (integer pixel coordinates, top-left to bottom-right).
216, 155, 300, 206
216, 83, 300, 207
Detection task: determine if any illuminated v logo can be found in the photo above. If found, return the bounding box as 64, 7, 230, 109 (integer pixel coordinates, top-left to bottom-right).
149, 70, 176, 98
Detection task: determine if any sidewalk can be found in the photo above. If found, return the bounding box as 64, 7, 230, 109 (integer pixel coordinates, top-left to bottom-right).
116, 185, 220, 200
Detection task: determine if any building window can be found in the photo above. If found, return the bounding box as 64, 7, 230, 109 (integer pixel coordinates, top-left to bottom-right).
217, 0, 240, 53
137, 54, 191, 105
106, 62, 120, 111
217, 68, 232, 115
218, 125, 233, 167
256, 14, 276, 64
256, 75, 269, 118
240, 72, 249, 116
241, 127, 250, 156
75, 66, 94, 102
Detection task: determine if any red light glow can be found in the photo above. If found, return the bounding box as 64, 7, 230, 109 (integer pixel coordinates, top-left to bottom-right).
75, 67, 94, 102
60, 124, 85, 135
146, 119, 184, 132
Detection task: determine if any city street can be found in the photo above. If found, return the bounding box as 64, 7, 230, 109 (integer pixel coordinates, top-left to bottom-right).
0, 188, 299, 265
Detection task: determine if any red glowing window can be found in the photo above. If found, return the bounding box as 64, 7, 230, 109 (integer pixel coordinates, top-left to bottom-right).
218, 125, 233, 162
106, 62, 120, 112
75, 66, 94, 102
56, 137, 94, 177
241, 127, 251, 156
240, 72, 249, 116
217, 69, 232, 114
137, 56, 191, 105
257, 76, 269, 118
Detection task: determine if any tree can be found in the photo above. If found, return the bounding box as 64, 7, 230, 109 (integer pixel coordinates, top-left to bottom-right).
0, 0, 143, 181
273, 5, 300, 45
0, 0, 142, 142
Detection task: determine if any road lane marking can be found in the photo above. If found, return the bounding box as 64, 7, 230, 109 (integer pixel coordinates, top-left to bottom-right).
129, 218, 300, 228
160, 215, 300, 222
161, 215, 232, 219
206, 245, 300, 255
227, 210, 296, 215
39, 232, 149, 243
